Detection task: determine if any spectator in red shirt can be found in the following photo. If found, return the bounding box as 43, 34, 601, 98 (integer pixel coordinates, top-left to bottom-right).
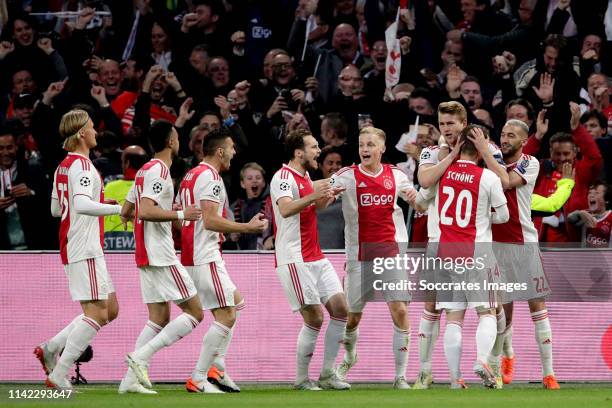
524, 102, 603, 243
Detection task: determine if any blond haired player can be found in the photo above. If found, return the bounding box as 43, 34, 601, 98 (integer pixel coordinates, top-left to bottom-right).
119, 120, 203, 393
35, 109, 122, 390
331, 127, 418, 389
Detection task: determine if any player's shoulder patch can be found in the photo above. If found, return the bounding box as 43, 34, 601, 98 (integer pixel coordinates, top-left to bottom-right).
152, 181, 164, 194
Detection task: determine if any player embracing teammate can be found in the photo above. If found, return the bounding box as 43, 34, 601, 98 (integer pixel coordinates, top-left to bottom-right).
270, 129, 349, 390
416, 125, 509, 388
489, 119, 560, 389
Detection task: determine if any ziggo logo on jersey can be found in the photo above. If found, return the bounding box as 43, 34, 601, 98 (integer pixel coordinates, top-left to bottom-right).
360, 193, 394, 206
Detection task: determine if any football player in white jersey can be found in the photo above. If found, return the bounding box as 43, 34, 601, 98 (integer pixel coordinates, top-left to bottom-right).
178, 128, 268, 393
36, 109, 122, 390
489, 120, 559, 390
416, 126, 509, 389
330, 127, 418, 389
414, 102, 509, 388
270, 129, 349, 390
119, 120, 204, 393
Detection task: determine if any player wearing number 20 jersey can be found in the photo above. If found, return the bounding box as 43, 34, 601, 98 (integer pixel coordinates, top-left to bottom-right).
417, 127, 508, 389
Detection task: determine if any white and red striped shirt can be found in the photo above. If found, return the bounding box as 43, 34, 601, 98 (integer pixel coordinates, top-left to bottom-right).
331, 164, 413, 261
270, 164, 324, 266
178, 162, 227, 265
52, 153, 104, 265
421, 160, 506, 259
492, 154, 539, 243
127, 159, 178, 267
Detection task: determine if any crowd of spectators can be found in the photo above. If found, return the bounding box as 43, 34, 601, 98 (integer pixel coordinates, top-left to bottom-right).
1, 0, 611, 250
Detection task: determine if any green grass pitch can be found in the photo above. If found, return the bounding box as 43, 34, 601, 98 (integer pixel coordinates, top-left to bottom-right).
1, 383, 610, 408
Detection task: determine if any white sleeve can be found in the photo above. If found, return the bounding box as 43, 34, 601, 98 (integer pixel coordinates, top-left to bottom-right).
512, 156, 539, 186
197, 171, 223, 204
418, 185, 437, 201
50, 198, 61, 217
50, 169, 61, 217
141, 167, 166, 203
394, 168, 414, 201
418, 146, 440, 167
126, 183, 136, 203
270, 173, 295, 203
488, 172, 507, 209
73, 195, 121, 216
491, 203, 509, 224
68, 162, 95, 198
330, 168, 351, 196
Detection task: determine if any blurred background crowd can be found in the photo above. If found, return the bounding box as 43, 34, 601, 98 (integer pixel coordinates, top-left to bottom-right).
1, 0, 611, 250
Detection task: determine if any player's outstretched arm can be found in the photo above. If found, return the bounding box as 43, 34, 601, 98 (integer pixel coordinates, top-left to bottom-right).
417, 142, 462, 188
73, 195, 121, 216
201, 200, 268, 234
138, 197, 201, 222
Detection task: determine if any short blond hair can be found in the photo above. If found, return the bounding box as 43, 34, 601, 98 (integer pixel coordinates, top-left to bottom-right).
359, 126, 386, 142
438, 101, 467, 122
60, 109, 90, 151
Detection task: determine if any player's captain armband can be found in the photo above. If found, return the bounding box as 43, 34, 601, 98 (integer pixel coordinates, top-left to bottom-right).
531, 178, 575, 215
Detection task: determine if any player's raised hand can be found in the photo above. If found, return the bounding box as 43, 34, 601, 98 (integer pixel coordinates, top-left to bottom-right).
247, 213, 269, 233
560, 162, 575, 180
467, 126, 489, 153
183, 205, 202, 221
569, 101, 581, 130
